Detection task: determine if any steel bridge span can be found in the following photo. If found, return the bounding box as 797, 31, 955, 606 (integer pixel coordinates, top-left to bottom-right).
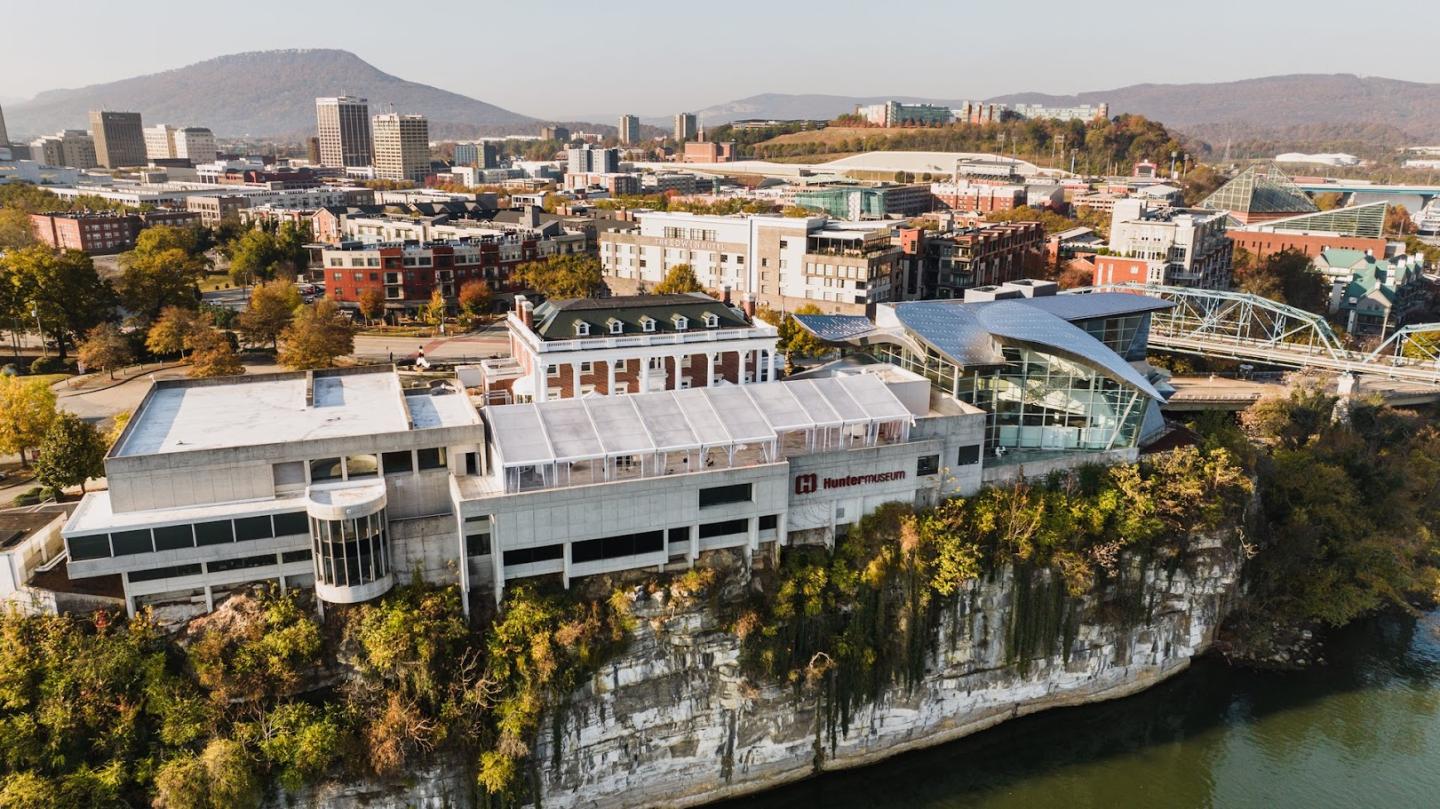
1069, 284, 1440, 386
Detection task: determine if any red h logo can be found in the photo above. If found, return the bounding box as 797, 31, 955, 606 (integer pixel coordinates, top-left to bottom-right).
794, 473, 818, 495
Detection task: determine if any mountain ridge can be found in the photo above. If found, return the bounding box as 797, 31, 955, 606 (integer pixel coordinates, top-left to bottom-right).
679, 75, 1440, 139
6, 49, 542, 140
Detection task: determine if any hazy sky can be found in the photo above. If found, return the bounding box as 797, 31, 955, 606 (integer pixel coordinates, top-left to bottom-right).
4, 0, 1439, 118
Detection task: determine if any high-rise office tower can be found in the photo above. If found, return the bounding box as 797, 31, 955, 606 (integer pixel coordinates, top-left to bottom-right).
144, 124, 179, 160
0, 104, 9, 148
455, 141, 499, 169
372, 113, 430, 183
567, 144, 620, 175
175, 128, 217, 164
315, 96, 374, 168
674, 113, 697, 143
306, 137, 322, 165
89, 110, 147, 168
30, 130, 97, 169
619, 115, 640, 145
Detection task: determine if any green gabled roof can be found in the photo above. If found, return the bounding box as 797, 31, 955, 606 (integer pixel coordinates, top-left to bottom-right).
531, 293, 751, 340
1319, 248, 1371, 270
1200, 164, 1318, 216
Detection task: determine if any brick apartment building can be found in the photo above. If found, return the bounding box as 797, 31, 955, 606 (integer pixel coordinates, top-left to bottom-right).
682, 141, 735, 163
321, 234, 565, 316
897, 221, 1045, 298
29, 210, 202, 254
929, 182, 1027, 214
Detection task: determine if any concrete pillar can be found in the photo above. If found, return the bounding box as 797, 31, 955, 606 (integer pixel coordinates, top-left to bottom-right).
777, 510, 788, 546
456, 512, 471, 619
607, 359, 617, 394
705, 352, 715, 388
749, 515, 759, 551
689, 523, 699, 566
533, 360, 547, 403
571, 362, 581, 398
491, 517, 506, 605
562, 542, 571, 590
276, 552, 287, 593
122, 573, 135, 619
204, 584, 214, 612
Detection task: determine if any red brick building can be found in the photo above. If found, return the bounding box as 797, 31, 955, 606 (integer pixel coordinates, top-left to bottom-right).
897, 221, 1044, 298
1226, 230, 1387, 263
481, 293, 780, 403
29, 210, 201, 254
321, 236, 553, 316
929, 182, 1026, 214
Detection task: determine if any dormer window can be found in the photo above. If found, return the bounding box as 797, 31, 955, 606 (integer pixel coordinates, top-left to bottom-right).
672, 315, 688, 331
639, 316, 656, 333
574, 320, 590, 337
703, 312, 719, 328
608, 318, 623, 335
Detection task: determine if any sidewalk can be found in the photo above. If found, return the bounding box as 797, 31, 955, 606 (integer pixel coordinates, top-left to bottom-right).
53, 361, 185, 398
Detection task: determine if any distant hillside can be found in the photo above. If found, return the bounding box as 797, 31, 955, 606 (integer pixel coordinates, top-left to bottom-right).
686, 75, 1440, 140
990, 74, 1440, 139
6, 49, 539, 139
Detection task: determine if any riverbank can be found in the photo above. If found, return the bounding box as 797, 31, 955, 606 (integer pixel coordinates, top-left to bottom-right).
719, 607, 1440, 809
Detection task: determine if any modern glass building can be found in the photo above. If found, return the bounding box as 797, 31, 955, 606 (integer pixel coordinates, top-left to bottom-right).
795, 285, 1171, 456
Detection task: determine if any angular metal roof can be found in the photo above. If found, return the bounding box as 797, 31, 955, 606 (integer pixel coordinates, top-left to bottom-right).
794, 295, 1165, 401
791, 313, 879, 343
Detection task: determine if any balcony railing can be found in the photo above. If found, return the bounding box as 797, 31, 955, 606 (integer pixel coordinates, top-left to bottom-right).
509, 313, 777, 353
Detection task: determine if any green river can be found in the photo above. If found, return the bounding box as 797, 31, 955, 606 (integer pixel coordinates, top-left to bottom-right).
728, 609, 1440, 809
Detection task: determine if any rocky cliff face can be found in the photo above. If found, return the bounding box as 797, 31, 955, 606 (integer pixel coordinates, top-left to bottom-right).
534, 532, 1243, 808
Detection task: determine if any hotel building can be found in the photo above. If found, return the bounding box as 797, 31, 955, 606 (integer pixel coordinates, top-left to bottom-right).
599, 211, 902, 314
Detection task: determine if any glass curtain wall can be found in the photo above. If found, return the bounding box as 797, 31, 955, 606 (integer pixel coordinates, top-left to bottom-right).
877, 342, 1147, 453
311, 508, 390, 590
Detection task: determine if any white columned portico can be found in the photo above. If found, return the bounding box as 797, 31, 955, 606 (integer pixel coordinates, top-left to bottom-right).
769, 349, 780, 382
705, 352, 715, 387
640, 358, 651, 393
533, 360, 547, 403
607, 359, 617, 394
571, 362, 581, 397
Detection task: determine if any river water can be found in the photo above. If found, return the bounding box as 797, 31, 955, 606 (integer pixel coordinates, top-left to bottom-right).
728, 609, 1440, 809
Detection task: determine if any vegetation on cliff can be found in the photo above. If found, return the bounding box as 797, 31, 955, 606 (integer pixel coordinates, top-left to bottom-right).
1197, 387, 1440, 628
0, 580, 632, 807
735, 446, 1252, 739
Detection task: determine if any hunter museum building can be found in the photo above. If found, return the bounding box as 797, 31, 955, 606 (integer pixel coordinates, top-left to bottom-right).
53, 285, 1171, 617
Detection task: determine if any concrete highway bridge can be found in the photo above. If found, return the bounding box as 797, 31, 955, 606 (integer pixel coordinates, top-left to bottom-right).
1162, 375, 1440, 412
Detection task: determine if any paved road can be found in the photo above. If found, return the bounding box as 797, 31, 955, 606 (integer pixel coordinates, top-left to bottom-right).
202, 286, 250, 311
55, 356, 281, 423
353, 323, 510, 363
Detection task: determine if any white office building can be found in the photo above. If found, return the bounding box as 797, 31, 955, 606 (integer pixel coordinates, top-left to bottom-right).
372, 113, 430, 183
316, 96, 374, 168
599, 211, 902, 314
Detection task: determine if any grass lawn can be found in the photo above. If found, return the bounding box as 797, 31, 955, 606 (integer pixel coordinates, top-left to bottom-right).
27, 373, 71, 388
198, 273, 236, 292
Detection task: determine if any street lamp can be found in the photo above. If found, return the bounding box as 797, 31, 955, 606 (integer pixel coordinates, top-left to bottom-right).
32, 305, 45, 358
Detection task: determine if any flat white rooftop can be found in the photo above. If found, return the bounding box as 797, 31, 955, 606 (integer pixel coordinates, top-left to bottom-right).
115, 371, 412, 457
404, 389, 481, 430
